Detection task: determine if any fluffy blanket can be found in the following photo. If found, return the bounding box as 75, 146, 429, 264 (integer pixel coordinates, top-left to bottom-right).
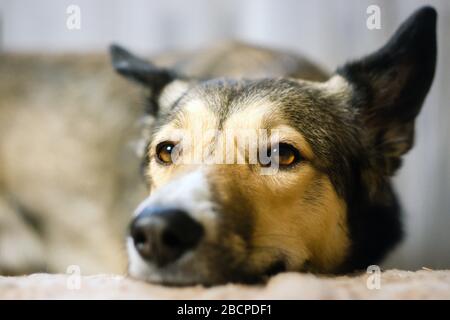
1, 269, 449, 299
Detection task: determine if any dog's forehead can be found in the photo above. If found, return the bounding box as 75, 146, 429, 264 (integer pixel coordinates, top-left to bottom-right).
167, 78, 327, 130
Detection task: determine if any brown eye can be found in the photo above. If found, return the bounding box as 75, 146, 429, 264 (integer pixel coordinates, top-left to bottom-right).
262, 143, 301, 168
156, 141, 176, 165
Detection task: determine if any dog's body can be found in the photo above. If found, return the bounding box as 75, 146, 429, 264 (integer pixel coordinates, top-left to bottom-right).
0, 7, 437, 284
0, 54, 148, 274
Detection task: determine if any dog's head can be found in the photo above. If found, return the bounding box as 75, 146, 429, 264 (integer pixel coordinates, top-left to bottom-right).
111, 7, 437, 285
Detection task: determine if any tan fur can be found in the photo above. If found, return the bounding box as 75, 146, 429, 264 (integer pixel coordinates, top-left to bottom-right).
146, 95, 349, 275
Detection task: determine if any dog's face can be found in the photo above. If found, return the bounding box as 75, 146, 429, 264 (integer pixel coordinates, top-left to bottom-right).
128, 77, 354, 284
111, 7, 436, 285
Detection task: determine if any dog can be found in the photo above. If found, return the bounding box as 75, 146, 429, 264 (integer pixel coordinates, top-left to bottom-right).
110, 7, 437, 285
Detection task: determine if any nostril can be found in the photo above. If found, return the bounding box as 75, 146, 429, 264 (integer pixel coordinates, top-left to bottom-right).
162, 229, 182, 248
133, 229, 147, 247
162, 210, 204, 251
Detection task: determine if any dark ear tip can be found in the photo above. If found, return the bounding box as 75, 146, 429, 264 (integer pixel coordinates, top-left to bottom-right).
109, 44, 129, 61
109, 44, 139, 75
386, 6, 438, 54
408, 6, 437, 31
109, 44, 120, 55
415, 6, 437, 22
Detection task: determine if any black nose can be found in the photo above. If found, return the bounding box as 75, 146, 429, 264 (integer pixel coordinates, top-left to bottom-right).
130, 207, 204, 266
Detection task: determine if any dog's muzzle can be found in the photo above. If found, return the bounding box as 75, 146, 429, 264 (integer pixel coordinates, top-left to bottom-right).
126, 169, 225, 284
130, 206, 204, 266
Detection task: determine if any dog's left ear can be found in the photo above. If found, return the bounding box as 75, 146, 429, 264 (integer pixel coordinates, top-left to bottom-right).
110, 44, 190, 116
110, 44, 175, 91
336, 6, 437, 175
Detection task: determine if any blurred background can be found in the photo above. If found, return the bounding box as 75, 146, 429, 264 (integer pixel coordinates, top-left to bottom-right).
0, 0, 449, 271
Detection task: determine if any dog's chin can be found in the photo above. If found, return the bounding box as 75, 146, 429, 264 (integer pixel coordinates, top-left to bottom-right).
126, 238, 277, 286
126, 238, 226, 286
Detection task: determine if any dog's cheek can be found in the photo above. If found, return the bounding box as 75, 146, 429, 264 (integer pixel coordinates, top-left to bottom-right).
247, 166, 350, 274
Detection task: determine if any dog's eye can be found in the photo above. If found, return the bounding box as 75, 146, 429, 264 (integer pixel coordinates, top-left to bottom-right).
274, 143, 300, 167
156, 141, 176, 164
261, 143, 301, 168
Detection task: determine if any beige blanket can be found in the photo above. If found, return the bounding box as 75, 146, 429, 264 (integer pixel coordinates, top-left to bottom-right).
1, 269, 449, 299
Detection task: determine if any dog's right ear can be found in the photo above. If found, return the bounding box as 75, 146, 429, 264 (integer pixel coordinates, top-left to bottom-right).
110, 44, 175, 94
335, 6, 437, 176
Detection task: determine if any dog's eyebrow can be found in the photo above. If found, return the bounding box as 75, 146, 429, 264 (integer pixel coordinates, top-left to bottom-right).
259, 111, 282, 130
168, 97, 219, 131
170, 112, 184, 129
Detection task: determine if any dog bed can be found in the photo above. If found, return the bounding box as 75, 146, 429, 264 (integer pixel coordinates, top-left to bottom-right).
1, 269, 449, 299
